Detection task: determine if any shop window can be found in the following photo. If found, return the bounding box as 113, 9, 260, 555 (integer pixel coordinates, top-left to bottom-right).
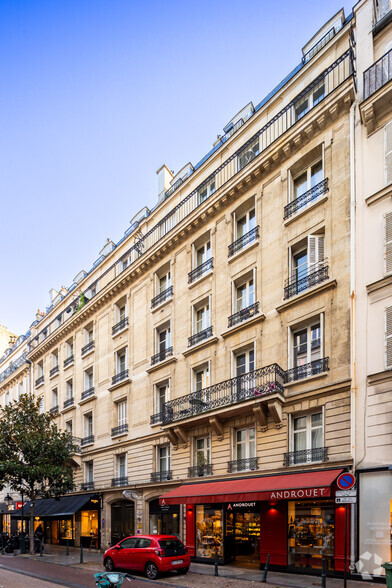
59, 519, 74, 542
149, 498, 179, 536
81, 510, 98, 541
195, 505, 223, 560
288, 500, 335, 569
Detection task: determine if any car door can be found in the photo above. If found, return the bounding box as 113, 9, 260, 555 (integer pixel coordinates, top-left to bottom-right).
135, 538, 153, 570
115, 537, 139, 570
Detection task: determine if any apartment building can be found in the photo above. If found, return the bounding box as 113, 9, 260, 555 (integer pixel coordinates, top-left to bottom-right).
0, 6, 360, 578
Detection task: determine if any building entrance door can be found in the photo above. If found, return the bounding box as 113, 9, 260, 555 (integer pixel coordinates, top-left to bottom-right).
111, 501, 134, 546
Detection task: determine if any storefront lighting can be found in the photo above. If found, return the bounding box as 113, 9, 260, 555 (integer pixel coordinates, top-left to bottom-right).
173, 513, 178, 518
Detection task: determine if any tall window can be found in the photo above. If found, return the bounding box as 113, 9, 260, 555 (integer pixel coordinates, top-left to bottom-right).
51, 388, 58, 408
66, 379, 73, 400
198, 179, 216, 203
51, 350, 58, 368
117, 400, 127, 427
235, 427, 256, 461
196, 240, 211, 267
195, 437, 210, 466
235, 276, 255, 312
116, 348, 127, 375
84, 325, 94, 344
157, 325, 171, 353
65, 420, 73, 435
288, 235, 325, 296
66, 339, 73, 358
292, 413, 323, 462
84, 367, 94, 391
194, 301, 210, 334
235, 348, 255, 376
292, 161, 323, 202
158, 446, 171, 474
193, 364, 210, 392
155, 382, 169, 415
84, 412, 93, 437
236, 208, 256, 240
158, 271, 171, 293
85, 461, 94, 484
294, 81, 325, 121
116, 454, 127, 479
293, 323, 321, 368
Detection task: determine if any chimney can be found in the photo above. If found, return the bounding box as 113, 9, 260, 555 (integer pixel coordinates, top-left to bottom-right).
49, 288, 59, 304
157, 164, 173, 202
36, 309, 45, 322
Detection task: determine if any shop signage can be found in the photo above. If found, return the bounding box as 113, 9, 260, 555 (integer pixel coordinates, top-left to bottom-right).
336, 490, 357, 497
227, 502, 256, 509
16, 502, 26, 510
269, 488, 329, 500
335, 496, 357, 504
336, 472, 355, 490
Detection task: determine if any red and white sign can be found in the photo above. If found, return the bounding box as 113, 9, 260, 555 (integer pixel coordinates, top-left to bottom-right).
336, 473, 355, 491
16, 502, 26, 510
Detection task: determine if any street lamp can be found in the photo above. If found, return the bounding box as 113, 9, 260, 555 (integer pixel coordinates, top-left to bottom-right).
4, 494, 13, 507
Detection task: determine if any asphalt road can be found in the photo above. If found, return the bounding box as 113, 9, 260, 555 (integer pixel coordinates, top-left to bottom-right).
0, 568, 60, 587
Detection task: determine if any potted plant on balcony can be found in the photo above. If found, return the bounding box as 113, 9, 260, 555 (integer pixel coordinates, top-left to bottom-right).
197, 452, 207, 476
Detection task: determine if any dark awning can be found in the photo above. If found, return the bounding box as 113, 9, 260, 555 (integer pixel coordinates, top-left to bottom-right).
11, 493, 97, 518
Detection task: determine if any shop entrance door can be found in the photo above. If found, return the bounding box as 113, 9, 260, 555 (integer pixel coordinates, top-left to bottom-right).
234, 512, 260, 563
111, 501, 134, 546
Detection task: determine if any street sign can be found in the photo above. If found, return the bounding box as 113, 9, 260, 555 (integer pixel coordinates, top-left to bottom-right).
335, 496, 357, 504
336, 490, 357, 497
337, 472, 355, 490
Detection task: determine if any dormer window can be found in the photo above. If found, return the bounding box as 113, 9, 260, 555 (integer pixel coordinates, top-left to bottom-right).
238, 137, 259, 171
198, 179, 216, 204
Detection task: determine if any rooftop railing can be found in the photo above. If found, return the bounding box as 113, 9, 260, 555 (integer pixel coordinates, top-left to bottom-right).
0, 352, 28, 384
363, 48, 392, 100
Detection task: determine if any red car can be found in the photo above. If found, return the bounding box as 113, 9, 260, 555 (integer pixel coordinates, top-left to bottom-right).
103, 535, 190, 580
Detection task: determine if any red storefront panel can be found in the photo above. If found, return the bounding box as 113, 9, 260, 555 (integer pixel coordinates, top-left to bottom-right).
260, 502, 287, 566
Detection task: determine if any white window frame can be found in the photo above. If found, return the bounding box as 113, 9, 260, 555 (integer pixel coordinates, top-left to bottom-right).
288, 234, 325, 280
194, 435, 211, 466
233, 426, 256, 460
154, 380, 170, 414
65, 419, 73, 436
289, 154, 324, 203
66, 339, 74, 358
194, 239, 211, 269
83, 412, 94, 437
117, 399, 127, 427
157, 445, 171, 473
198, 179, 216, 204
232, 269, 256, 313
289, 409, 324, 456
232, 344, 256, 378
84, 460, 94, 483
289, 314, 324, 370
237, 137, 260, 171
192, 296, 211, 335
155, 322, 171, 354
51, 350, 58, 368
66, 379, 73, 400
84, 367, 94, 391
294, 80, 325, 122
51, 388, 58, 408
233, 207, 256, 241
192, 362, 210, 392
115, 347, 128, 375
116, 454, 127, 479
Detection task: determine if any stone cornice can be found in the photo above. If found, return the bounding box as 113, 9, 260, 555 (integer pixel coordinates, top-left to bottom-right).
366, 184, 392, 207
366, 274, 392, 294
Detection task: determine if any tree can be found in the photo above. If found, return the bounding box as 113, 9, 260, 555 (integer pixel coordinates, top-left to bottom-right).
0, 394, 77, 554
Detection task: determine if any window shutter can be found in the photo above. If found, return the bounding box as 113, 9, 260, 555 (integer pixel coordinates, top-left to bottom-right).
308, 235, 324, 267
385, 121, 392, 185
385, 212, 392, 275
386, 306, 392, 369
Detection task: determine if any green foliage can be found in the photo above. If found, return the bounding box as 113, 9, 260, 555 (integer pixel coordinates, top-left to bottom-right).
0, 394, 76, 500
75, 293, 87, 313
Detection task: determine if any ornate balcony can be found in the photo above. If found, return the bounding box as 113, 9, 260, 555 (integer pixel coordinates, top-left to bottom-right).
188, 464, 213, 478
112, 477, 128, 487
188, 259, 213, 284
81, 435, 94, 447
63, 397, 74, 409
112, 370, 129, 386
49, 365, 59, 378
151, 287, 173, 309
111, 424, 128, 437
151, 470, 172, 482
284, 179, 329, 220
81, 387, 95, 401
285, 357, 329, 383
35, 375, 44, 387
188, 327, 213, 347
228, 226, 259, 257
151, 347, 173, 366
81, 341, 95, 356
284, 260, 329, 299
363, 48, 392, 101
151, 363, 285, 425
284, 447, 328, 466
81, 481, 94, 491
228, 302, 259, 328
64, 355, 74, 368
112, 317, 129, 336
227, 457, 258, 473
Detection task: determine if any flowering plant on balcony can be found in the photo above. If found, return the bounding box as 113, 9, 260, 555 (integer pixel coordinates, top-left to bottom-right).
252, 382, 276, 396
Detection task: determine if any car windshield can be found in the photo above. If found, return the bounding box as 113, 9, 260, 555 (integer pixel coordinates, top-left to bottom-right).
158, 539, 184, 550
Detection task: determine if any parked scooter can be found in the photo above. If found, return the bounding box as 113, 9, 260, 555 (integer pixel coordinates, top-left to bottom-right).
4, 532, 42, 553
94, 572, 133, 588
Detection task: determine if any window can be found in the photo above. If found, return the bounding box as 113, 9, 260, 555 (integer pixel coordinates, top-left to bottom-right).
118, 305, 126, 322
236, 208, 256, 241
158, 446, 171, 473
385, 212, 392, 275
39, 396, 44, 414
65, 420, 73, 435
115, 348, 127, 375
198, 179, 216, 203
195, 437, 210, 466
66, 379, 73, 400
86, 327, 94, 343
116, 454, 127, 479
231, 427, 256, 472
286, 235, 325, 298
385, 120, 392, 186
385, 306, 392, 370
84, 367, 94, 391
155, 323, 171, 356
117, 400, 127, 427
196, 240, 211, 268
51, 388, 58, 408
234, 347, 255, 377
287, 315, 326, 382
238, 137, 260, 171
51, 350, 58, 368
292, 161, 323, 202
189, 234, 213, 283
293, 323, 321, 367
84, 461, 94, 483
66, 339, 73, 358
155, 381, 169, 415
37, 361, 44, 377
84, 412, 93, 437
234, 274, 255, 312
158, 271, 171, 294
291, 412, 323, 463
294, 80, 325, 122
193, 364, 210, 392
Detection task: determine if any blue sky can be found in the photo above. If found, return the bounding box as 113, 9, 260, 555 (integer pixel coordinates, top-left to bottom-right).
0, 0, 353, 336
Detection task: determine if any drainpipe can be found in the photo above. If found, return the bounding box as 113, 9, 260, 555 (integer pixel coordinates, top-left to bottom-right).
25, 359, 32, 397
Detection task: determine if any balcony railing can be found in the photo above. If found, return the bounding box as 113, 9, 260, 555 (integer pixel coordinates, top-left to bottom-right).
81, 387, 95, 401
284, 447, 329, 466
363, 48, 392, 100
188, 327, 213, 347
188, 258, 213, 284
63, 397, 74, 409
150, 470, 172, 482
284, 260, 329, 299
111, 370, 129, 386
49, 365, 59, 378
228, 457, 258, 473
112, 317, 129, 336
35, 375, 44, 387
228, 302, 259, 328
64, 355, 74, 368
151, 347, 173, 366
112, 477, 128, 487
151, 363, 285, 425
50, 405, 59, 414
188, 464, 213, 478
151, 287, 173, 309
228, 226, 259, 257
284, 178, 329, 220
81, 481, 94, 491
0, 351, 28, 384
81, 341, 95, 356
71, 436, 81, 453
303, 28, 335, 64
285, 357, 329, 383
81, 435, 94, 447
111, 424, 128, 437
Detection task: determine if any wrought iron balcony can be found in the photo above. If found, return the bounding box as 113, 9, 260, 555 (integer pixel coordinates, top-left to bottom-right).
151, 347, 173, 366
363, 48, 392, 100
81, 435, 94, 447
112, 317, 129, 336
188, 464, 213, 478
228, 302, 259, 328
188, 326, 213, 347
283, 179, 329, 220
228, 457, 258, 473
35, 375, 44, 387
50, 405, 59, 414
0, 351, 28, 384
81, 341, 95, 356
81, 481, 94, 490
151, 363, 285, 425
188, 258, 213, 284
81, 387, 95, 401
151, 286, 173, 309
112, 477, 128, 487
284, 260, 329, 299
284, 447, 328, 466
111, 424, 128, 437
63, 397, 74, 409
112, 370, 129, 386
228, 226, 259, 257
285, 357, 329, 383
151, 470, 172, 482
49, 365, 59, 378
64, 355, 74, 368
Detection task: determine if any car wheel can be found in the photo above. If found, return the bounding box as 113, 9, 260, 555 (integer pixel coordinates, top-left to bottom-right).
177, 568, 189, 575
104, 557, 115, 572
145, 561, 160, 580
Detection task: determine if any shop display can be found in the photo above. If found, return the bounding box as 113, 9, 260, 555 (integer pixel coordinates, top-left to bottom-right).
195, 505, 223, 559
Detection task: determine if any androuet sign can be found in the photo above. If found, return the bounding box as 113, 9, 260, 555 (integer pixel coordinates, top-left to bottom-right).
268, 487, 330, 500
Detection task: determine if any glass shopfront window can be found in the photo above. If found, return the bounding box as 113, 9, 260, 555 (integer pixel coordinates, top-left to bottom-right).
149, 499, 179, 536
60, 518, 74, 541
288, 500, 335, 570
196, 505, 223, 560
81, 510, 98, 547
3, 514, 10, 534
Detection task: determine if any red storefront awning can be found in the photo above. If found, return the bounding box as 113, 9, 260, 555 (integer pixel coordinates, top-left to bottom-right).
159, 469, 343, 505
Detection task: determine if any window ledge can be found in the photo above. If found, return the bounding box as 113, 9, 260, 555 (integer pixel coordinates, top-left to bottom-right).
78, 394, 97, 406
35, 380, 44, 389
366, 274, 392, 294
365, 184, 392, 207
64, 360, 74, 370
276, 278, 337, 313
221, 313, 265, 339
182, 336, 219, 357
61, 403, 76, 414
151, 297, 173, 313
188, 269, 213, 289
228, 239, 259, 263
284, 370, 328, 389
49, 370, 59, 380
81, 348, 95, 359
283, 194, 328, 226
111, 431, 128, 439
146, 356, 177, 374
112, 325, 129, 338
108, 377, 132, 392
